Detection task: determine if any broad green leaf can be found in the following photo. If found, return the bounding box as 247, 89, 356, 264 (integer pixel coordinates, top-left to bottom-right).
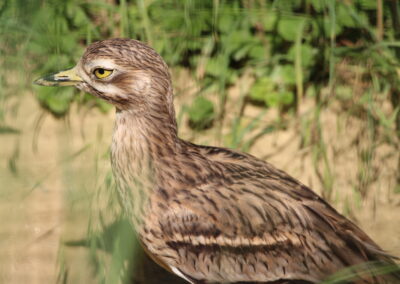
287, 44, 316, 67
272, 65, 296, 85
310, 0, 326, 12
36, 87, 75, 117
278, 16, 308, 41
337, 4, 358, 28
188, 97, 215, 130
249, 77, 275, 102
357, 0, 377, 10
261, 13, 277, 31
323, 17, 343, 37
249, 45, 266, 60
265, 91, 294, 107
218, 13, 234, 33
226, 30, 252, 52
278, 17, 304, 42
233, 44, 252, 61
204, 56, 232, 79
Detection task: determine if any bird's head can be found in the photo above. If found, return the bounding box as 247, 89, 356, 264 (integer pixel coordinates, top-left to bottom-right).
35, 38, 174, 115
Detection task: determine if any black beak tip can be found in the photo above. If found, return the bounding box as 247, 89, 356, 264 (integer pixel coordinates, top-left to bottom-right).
33, 78, 42, 85
33, 74, 60, 87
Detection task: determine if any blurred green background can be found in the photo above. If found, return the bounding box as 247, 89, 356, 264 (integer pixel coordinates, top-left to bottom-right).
1, 0, 399, 283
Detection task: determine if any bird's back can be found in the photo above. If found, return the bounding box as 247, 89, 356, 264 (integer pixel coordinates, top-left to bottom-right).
140, 141, 399, 283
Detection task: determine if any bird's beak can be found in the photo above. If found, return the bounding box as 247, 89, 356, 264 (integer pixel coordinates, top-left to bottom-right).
34, 67, 83, 87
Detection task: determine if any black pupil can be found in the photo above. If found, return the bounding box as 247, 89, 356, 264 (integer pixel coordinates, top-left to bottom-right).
98, 69, 105, 75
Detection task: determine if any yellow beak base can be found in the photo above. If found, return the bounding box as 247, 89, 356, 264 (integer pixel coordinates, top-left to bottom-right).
34, 67, 83, 87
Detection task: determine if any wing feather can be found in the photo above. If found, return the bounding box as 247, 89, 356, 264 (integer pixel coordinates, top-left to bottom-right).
152, 144, 399, 283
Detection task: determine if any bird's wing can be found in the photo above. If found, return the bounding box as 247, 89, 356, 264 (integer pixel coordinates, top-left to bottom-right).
157, 161, 395, 283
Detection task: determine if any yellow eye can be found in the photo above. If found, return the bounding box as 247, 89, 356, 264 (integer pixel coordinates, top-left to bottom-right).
93, 68, 113, 79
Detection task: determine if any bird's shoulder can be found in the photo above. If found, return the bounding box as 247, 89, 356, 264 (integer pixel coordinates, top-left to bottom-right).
180, 140, 327, 204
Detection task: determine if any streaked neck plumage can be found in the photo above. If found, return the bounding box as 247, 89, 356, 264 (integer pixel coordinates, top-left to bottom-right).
111, 100, 180, 222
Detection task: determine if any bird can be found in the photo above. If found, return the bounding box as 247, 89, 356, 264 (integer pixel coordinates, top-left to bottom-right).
35, 38, 399, 283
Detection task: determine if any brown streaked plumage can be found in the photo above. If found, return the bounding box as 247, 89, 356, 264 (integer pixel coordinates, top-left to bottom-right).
35, 38, 399, 283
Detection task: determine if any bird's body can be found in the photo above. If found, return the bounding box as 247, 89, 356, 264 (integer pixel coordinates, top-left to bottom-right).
35, 38, 399, 283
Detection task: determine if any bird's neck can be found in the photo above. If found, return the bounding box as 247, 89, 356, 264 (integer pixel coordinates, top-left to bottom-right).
111, 108, 180, 219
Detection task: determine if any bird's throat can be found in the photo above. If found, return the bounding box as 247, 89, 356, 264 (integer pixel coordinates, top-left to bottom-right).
110, 108, 179, 220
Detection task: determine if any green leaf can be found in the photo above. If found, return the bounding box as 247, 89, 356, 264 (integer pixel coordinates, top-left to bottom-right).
226, 30, 252, 52
278, 17, 304, 42
261, 13, 277, 31
249, 77, 275, 103
204, 55, 235, 82
337, 4, 357, 28
42, 54, 71, 73
287, 44, 316, 67
265, 91, 294, 107
188, 97, 215, 130
280, 91, 295, 105
72, 7, 90, 27
273, 0, 302, 11
357, 0, 377, 10
335, 85, 353, 100
36, 87, 75, 116
205, 56, 226, 77
249, 45, 266, 60
0, 126, 20, 134
218, 13, 234, 33
271, 65, 296, 85
310, 0, 326, 12
323, 17, 343, 37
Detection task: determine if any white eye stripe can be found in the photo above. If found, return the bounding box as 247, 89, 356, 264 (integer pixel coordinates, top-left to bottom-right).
93, 83, 124, 95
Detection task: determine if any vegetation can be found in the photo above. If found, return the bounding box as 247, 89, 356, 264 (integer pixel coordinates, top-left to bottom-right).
1, 0, 399, 283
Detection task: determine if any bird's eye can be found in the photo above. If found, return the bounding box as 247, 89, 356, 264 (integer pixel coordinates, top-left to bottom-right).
93, 68, 113, 79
